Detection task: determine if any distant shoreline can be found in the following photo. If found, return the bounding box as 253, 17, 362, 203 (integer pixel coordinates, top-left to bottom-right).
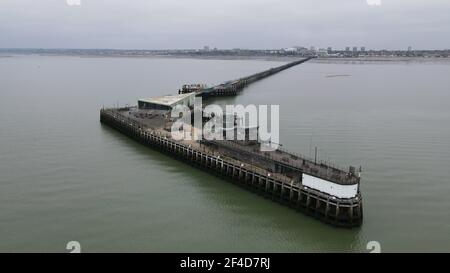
314, 56, 450, 64
2, 51, 450, 64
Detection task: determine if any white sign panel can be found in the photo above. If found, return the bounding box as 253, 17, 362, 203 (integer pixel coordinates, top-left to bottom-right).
302, 174, 358, 199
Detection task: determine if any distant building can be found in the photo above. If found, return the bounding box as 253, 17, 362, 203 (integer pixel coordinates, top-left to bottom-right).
353, 47, 358, 53
361, 47, 366, 52
283, 47, 298, 53
408, 46, 413, 52
203, 46, 210, 51
327, 47, 332, 53
345, 47, 350, 52
295, 46, 308, 52
316, 48, 329, 57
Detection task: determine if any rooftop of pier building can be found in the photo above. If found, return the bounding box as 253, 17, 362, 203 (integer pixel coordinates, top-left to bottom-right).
138, 93, 195, 111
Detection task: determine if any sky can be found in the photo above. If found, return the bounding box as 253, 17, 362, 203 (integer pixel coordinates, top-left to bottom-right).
0, 0, 449, 50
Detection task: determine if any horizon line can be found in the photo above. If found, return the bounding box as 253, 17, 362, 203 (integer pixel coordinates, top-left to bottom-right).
1, 47, 450, 52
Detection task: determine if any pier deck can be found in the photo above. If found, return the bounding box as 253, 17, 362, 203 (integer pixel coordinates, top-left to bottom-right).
100, 107, 363, 227
204, 140, 359, 186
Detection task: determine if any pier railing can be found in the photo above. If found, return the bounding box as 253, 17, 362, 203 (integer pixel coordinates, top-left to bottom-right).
274, 146, 349, 175
203, 140, 359, 185
101, 108, 294, 184
102, 108, 359, 185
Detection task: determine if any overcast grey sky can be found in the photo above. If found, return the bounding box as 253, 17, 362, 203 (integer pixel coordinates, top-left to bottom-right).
0, 0, 449, 50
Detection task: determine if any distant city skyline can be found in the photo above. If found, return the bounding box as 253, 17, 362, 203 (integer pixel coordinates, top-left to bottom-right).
1, 0, 449, 50
3, 46, 446, 51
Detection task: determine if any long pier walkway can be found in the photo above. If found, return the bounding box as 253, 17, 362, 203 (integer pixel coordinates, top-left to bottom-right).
179, 58, 312, 97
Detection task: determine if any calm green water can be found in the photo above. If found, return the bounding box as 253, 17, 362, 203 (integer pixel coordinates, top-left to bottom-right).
0, 55, 449, 252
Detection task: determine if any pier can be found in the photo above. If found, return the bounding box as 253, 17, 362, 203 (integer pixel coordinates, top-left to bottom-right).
100, 58, 363, 228
180, 58, 312, 97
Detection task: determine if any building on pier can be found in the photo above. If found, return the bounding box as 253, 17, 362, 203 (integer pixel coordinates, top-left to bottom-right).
138, 93, 195, 111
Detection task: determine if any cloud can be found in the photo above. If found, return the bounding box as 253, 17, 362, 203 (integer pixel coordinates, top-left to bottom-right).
0, 0, 449, 49
366, 0, 382, 6
66, 0, 81, 6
